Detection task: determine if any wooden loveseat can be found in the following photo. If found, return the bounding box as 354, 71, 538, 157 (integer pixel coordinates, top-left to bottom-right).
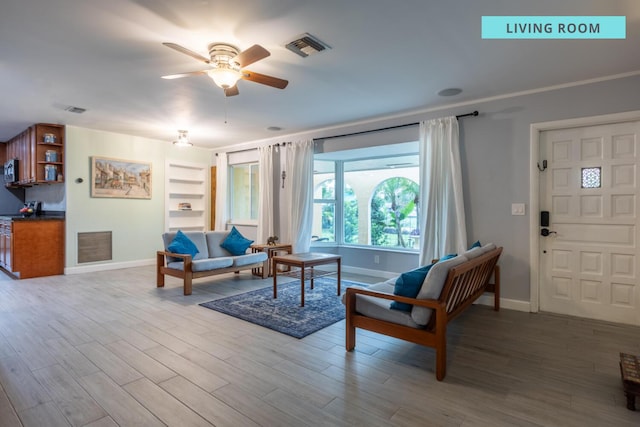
157, 231, 267, 295
344, 244, 502, 381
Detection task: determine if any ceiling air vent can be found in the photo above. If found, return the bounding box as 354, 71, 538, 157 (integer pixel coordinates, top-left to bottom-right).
286, 33, 331, 58
64, 106, 87, 114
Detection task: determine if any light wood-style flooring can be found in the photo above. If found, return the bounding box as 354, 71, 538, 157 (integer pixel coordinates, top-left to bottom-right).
0, 266, 639, 426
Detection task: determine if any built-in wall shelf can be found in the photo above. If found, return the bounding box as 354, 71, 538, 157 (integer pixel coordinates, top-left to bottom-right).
165, 161, 208, 232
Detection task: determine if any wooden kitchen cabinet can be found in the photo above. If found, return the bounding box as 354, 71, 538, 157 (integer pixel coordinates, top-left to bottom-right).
0, 217, 64, 279
4, 123, 65, 186
0, 218, 11, 271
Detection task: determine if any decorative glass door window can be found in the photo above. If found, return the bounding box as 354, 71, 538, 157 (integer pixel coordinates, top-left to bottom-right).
581, 167, 601, 188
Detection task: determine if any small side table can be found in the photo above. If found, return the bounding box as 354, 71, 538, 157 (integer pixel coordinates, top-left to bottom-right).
620, 352, 640, 410
250, 243, 293, 279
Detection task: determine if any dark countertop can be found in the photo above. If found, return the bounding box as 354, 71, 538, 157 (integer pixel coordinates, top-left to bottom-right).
0, 212, 65, 221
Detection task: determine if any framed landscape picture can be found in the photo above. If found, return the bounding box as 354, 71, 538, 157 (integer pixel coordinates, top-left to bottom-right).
91, 156, 152, 199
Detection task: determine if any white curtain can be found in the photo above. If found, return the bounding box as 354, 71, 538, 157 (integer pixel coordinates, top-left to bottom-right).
418, 117, 467, 265
214, 152, 228, 231
282, 140, 314, 253
257, 145, 274, 243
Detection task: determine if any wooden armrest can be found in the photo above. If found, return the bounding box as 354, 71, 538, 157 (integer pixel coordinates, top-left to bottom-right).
345, 287, 444, 310
156, 250, 192, 261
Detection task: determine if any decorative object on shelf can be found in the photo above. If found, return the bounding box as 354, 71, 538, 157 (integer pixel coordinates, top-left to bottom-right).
43, 133, 56, 143
267, 235, 279, 246
172, 130, 192, 147
44, 164, 57, 181
178, 202, 192, 211
45, 150, 58, 162
91, 156, 152, 199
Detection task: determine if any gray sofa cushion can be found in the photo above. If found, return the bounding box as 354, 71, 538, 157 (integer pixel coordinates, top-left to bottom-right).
341, 280, 423, 329
411, 254, 468, 325
205, 231, 234, 258
232, 252, 267, 267
463, 243, 496, 260
163, 232, 209, 261
167, 257, 234, 272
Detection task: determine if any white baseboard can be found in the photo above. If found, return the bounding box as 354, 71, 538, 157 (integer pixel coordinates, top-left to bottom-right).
340, 265, 398, 280
475, 294, 531, 312
65, 258, 155, 275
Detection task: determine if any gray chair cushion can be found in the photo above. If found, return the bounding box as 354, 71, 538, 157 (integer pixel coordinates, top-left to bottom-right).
341, 280, 423, 329
463, 243, 496, 260
162, 232, 209, 261
411, 254, 468, 325
167, 257, 234, 272
205, 231, 234, 258
232, 252, 267, 267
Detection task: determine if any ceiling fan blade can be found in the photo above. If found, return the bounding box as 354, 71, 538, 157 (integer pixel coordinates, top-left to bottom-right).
163, 42, 210, 64
161, 70, 208, 79
241, 70, 288, 89
224, 85, 239, 97
231, 44, 270, 68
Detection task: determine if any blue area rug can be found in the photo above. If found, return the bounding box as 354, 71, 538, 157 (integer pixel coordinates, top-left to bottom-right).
199, 277, 367, 339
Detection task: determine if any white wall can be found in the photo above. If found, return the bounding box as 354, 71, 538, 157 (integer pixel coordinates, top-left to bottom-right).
64, 126, 211, 272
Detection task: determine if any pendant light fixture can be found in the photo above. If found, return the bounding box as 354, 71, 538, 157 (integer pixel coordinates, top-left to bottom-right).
172, 130, 192, 147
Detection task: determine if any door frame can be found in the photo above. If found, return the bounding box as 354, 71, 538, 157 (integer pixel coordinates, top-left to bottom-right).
529, 109, 640, 313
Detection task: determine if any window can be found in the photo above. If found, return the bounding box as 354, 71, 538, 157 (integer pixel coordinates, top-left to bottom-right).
229, 163, 259, 222
313, 141, 419, 250
370, 177, 419, 248
313, 161, 335, 242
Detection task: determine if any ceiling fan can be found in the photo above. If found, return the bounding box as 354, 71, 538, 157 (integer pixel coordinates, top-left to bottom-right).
162, 42, 288, 96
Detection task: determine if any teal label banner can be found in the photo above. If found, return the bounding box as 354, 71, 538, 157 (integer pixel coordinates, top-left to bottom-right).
482, 16, 626, 39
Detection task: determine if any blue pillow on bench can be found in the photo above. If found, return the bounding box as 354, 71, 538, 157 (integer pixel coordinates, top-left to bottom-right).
221, 226, 254, 255
390, 253, 458, 312
167, 230, 199, 258
391, 264, 434, 312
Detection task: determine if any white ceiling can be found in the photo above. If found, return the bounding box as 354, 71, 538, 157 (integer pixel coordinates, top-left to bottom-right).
1, 0, 639, 149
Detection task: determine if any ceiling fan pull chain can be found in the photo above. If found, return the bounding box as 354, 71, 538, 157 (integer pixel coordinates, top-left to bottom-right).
224, 92, 228, 124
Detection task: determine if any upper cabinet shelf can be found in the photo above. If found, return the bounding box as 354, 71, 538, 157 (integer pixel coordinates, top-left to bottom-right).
5, 123, 65, 186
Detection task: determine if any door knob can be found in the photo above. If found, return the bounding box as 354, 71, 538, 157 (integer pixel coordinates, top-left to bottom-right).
541, 228, 557, 237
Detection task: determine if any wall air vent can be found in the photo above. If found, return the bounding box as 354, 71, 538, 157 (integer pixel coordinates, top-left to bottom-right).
65, 106, 87, 114
286, 33, 331, 58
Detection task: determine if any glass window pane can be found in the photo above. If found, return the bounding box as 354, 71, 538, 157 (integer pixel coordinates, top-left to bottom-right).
230, 163, 259, 221
343, 184, 358, 244
369, 176, 419, 249
581, 167, 601, 189
313, 160, 336, 242
312, 202, 335, 242
250, 164, 259, 219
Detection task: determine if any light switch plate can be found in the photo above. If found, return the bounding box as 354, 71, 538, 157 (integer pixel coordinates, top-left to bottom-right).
511, 203, 526, 215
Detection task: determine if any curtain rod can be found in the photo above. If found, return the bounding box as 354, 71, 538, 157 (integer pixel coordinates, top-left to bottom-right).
316, 110, 479, 141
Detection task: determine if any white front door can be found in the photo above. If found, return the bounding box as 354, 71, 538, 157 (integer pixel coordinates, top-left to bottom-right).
539, 120, 640, 325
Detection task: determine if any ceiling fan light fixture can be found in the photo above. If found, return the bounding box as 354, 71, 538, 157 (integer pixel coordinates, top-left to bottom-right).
208, 67, 241, 89
173, 130, 192, 147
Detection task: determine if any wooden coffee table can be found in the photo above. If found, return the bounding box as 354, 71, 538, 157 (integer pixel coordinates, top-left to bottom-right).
272, 252, 341, 307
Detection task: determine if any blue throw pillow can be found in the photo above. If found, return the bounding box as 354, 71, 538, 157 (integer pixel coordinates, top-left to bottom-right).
167, 230, 199, 258
438, 253, 457, 262
221, 226, 254, 256
390, 264, 434, 312
469, 240, 481, 249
